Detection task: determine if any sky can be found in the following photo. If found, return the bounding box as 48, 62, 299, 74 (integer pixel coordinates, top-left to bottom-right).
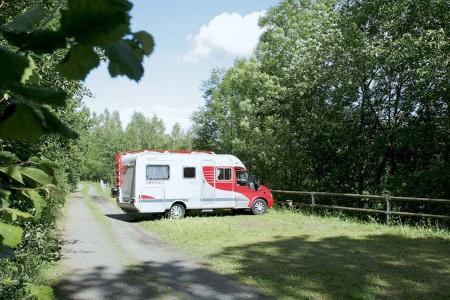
83, 0, 279, 132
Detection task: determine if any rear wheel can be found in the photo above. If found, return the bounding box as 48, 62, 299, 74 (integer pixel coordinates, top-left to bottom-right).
167, 203, 186, 219
252, 199, 267, 215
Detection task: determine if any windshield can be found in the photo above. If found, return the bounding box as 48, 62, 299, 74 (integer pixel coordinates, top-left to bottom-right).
236, 170, 259, 190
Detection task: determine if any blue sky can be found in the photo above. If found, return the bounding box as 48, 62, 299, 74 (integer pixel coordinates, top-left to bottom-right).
84, 0, 279, 131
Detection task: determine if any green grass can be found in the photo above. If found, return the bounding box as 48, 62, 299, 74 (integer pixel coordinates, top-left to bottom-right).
141, 209, 450, 300
35, 261, 66, 288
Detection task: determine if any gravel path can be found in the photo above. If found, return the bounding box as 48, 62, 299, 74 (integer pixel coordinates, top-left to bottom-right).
55, 185, 269, 300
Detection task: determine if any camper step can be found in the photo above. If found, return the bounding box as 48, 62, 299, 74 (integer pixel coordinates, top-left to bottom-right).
201, 209, 214, 213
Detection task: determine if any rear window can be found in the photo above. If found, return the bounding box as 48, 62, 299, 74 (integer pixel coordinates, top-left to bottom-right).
217, 168, 231, 181
146, 165, 169, 180
183, 167, 196, 178
122, 166, 135, 197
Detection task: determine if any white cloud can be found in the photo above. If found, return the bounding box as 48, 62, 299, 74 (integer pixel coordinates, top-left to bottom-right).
182, 11, 265, 63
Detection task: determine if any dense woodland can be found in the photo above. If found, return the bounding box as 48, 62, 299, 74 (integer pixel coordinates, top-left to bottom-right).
0, 0, 449, 298
192, 0, 450, 200
76, 109, 192, 183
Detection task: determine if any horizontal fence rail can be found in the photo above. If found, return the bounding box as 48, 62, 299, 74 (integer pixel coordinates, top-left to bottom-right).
272, 190, 450, 222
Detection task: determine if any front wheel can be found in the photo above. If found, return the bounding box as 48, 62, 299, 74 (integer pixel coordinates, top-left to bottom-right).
166, 203, 186, 219
252, 199, 267, 215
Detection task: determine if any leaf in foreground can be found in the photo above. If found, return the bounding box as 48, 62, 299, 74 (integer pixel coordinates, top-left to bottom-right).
20, 190, 46, 219
10, 83, 67, 106
61, 0, 132, 46
0, 4, 45, 33
0, 221, 23, 250
0, 47, 30, 88
0, 208, 33, 222
0, 103, 47, 139
134, 31, 155, 55
57, 45, 100, 80
106, 40, 143, 81
0, 165, 24, 184
20, 167, 53, 186
1, 30, 66, 54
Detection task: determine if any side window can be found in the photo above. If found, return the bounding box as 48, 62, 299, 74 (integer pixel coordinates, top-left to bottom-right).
183, 167, 196, 178
236, 170, 247, 186
146, 165, 170, 180
217, 168, 231, 181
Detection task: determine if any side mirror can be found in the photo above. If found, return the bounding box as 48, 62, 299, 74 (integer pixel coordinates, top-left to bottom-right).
111, 187, 119, 198
249, 182, 255, 190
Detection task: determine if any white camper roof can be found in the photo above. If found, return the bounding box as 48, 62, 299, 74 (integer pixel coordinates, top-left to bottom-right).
118, 150, 246, 169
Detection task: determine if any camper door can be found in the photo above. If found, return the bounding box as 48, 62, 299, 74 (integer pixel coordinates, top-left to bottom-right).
138, 164, 168, 213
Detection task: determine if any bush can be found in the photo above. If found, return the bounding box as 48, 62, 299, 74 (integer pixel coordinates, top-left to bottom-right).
0, 192, 65, 299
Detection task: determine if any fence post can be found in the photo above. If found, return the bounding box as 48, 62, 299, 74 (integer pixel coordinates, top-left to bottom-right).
286, 200, 294, 210
311, 193, 316, 207
386, 197, 391, 224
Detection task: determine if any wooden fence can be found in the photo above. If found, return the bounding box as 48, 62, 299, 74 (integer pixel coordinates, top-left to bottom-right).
272, 190, 450, 222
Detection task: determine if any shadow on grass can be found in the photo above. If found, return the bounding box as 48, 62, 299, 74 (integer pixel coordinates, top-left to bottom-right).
54, 260, 270, 300
210, 234, 450, 299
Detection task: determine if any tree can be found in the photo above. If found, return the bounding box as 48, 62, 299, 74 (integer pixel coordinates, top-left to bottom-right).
0, 0, 154, 257
76, 110, 193, 184
192, 0, 450, 214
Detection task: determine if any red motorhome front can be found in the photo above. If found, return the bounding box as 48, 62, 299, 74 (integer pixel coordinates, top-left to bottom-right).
202, 165, 275, 209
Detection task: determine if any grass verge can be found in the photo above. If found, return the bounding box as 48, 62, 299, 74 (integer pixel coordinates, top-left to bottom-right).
81, 182, 138, 266
142, 209, 450, 300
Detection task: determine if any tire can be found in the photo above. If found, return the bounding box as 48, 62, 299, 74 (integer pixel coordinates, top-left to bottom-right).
167, 203, 186, 219
251, 198, 267, 215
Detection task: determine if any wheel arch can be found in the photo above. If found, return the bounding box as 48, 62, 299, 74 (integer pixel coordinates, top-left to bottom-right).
170, 200, 187, 210
253, 197, 268, 206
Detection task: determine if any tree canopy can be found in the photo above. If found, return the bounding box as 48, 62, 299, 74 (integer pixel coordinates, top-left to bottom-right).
76, 109, 192, 183
192, 0, 450, 201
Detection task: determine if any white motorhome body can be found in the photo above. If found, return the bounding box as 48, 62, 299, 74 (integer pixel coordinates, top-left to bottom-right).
115, 150, 273, 215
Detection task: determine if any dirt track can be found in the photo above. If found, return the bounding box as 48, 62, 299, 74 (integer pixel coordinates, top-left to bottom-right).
55, 185, 269, 300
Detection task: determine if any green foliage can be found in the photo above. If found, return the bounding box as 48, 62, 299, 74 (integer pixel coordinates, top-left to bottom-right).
0, 0, 154, 140
106, 40, 144, 80
134, 31, 155, 55
56, 45, 99, 80
0, 47, 31, 86
192, 0, 450, 218
60, 0, 132, 47
0, 208, 33, 223
0, 0, 154, 251
1, 4, 45, 33
0, 192, 64, 299
0, 152, 56, 251
25, 283, 55, 300
0, 222, 23, 249
9, 84, 66, 106
76, 110, 193, 183
0, 1, 154, 298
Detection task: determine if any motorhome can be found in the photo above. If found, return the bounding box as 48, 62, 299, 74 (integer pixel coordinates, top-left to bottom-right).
111, 150, 275, 218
